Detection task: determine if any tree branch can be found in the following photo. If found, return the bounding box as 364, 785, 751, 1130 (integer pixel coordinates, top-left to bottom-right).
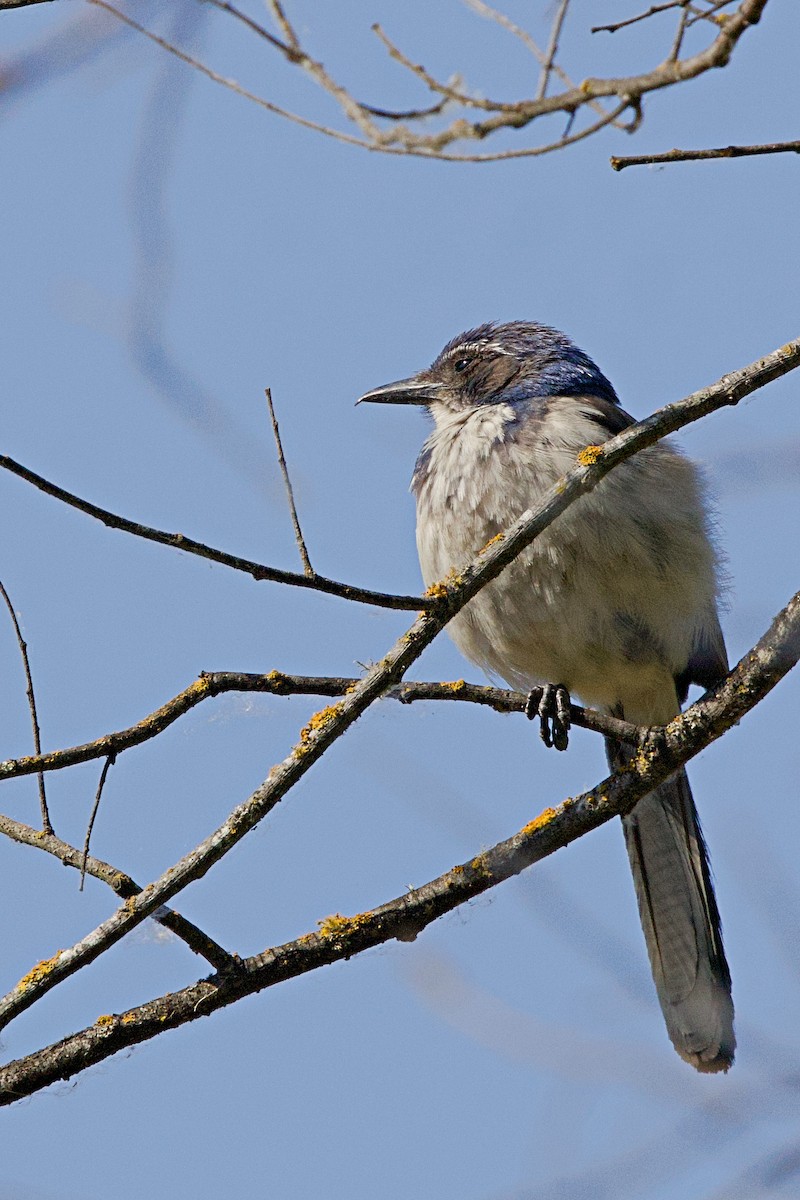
85, 0, 769, 162
0, 673, 639, 784
0, 452, 431, 611
0, 335, 796, 1033
1, 583, 797, 1104
611, 138, 800, 169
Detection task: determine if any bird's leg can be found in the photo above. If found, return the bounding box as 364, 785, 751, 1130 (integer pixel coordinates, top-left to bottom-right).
525, 683, 571, 751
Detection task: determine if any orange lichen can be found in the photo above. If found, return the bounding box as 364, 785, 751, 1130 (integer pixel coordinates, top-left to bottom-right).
521, 807, 558, 837
577, 445, 603, 466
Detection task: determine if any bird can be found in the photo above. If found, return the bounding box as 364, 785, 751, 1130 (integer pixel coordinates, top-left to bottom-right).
358, 320, 734, 1072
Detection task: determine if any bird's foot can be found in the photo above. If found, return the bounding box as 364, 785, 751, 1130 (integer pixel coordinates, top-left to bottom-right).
525, 683, 571, 751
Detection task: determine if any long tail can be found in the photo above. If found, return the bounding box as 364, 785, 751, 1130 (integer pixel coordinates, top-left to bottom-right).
606, 738, 735, 1072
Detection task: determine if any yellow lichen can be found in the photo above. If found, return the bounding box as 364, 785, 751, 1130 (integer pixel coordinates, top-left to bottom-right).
481, 532, 505, 552
267, 669, 287, 686
578, 445, 603, 466
521, 807, 557, 837
296, 703, 345, 752
16, 952, 62, 992
469, 855, 490, 879
442, 679, 467, 695
317, 911, 371, 939
317, 912, 351, 937
192, 676, 211, 696
424, 569, 463, 599
425, 580, 449, 600
121, 1012, 137, 1025
95, 1014, 115, 1027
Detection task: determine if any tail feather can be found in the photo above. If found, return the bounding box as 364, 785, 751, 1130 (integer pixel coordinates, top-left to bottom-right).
607, 738, 735, 1072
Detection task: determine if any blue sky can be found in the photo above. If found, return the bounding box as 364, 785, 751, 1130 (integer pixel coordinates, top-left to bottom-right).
1, 3, 798, 1198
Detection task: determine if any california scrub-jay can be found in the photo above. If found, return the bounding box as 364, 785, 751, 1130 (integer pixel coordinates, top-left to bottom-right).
359, 321, 734, 1073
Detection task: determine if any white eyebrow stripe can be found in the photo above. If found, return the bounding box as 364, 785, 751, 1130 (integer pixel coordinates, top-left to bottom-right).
443, 341, 512, 359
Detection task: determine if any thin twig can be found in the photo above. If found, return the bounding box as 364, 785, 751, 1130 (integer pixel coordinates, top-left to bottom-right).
0, 453, 430, 611
358, 97, 449, 121
371, 23, 511, 113
612, 138, 800, 169
668, 3, 691, 61
80, 754, 116, 891
536, 0, 570, 101
204, 0, 298, 59
1, 583, 798, 1103
686, 0, 739, 29
0, 579, 52, 834
0, 335, 797, 1033
592, 1, 686, 34
265, 388, 313, 577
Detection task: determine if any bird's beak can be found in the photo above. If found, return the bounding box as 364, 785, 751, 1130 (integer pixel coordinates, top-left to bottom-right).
356, 376, 442, 406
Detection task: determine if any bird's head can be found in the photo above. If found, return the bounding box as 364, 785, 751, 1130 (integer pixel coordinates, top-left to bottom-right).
357, 321, 619, 415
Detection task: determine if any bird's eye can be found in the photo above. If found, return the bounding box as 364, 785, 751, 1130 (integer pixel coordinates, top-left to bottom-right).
453, 357, 471, 373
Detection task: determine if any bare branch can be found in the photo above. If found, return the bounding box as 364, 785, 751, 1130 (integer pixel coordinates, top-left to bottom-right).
0, 673, 639, 784
1, 582, 797, 1104
265, 388, 313, 577
0, 335, 796, 1033
0, 812, 236, 973
0, 579, 52, 834
0, 452, 431, 612
611, 138, 800, 169
85, 0, 769, 162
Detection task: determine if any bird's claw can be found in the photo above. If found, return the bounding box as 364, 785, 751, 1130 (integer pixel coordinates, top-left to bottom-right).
525, 683, 571, 751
